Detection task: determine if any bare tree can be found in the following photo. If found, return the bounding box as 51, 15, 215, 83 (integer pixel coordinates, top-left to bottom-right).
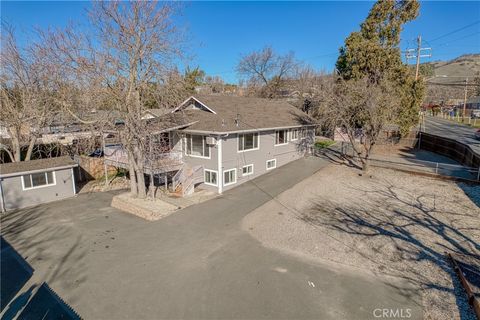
287, 65, 334, 114
316, 77, 398, 171
41, 1, 186, 199
236, 46, 297, 98
0, 24, 57, 162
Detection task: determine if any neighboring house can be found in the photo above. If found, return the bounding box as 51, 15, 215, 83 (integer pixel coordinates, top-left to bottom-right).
0, 156, 78, 212
141, 108, 171, 120
105, 95, 316, 195
466, 96, 480, 110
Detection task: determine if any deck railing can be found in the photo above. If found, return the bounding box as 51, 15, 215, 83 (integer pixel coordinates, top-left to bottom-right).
104, 145, 183, 173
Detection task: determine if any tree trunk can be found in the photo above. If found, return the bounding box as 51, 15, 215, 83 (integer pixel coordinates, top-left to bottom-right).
362, 159, 369, 172
136, 169, 147, 199
127, 150, 138, 197
133, 144, 147, 199
2, 148, 15, 163
10, 127, 22, 162
149, 172, 155, 200
24, 136, 37, 161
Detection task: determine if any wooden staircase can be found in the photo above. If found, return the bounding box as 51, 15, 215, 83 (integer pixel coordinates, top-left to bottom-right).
171, 165, 204, 197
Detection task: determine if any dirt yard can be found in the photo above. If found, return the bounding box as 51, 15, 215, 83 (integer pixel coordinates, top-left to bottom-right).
243, 164, 480, 320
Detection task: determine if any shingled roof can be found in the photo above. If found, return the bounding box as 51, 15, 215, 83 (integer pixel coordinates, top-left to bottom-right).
172, 95, 316, 133
0, 156, 77, 177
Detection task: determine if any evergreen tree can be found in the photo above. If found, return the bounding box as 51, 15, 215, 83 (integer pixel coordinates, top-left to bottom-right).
336, 0, 425, 136
184, 66, 206, 93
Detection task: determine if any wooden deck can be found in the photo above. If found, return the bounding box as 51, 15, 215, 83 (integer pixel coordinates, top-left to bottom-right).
104, 146, 184, 174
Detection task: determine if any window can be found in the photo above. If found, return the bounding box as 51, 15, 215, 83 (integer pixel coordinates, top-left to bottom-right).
266, 159, 276, 170
242, 164, 254, 176
22, 171, 55, 190
290, 129, 299, 141
186, 134, 210, 158
204, 169, 218, 186
223, 169, 237, 186
238, 132, 259, 151
275, 130, 288, 145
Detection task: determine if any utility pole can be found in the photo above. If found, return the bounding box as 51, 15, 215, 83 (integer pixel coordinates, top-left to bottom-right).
415, 36, 422, 80
405, 35, 432, 80
463, 78, 468, 121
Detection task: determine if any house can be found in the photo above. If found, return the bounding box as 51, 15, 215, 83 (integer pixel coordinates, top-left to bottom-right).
466, 96, 480, 110
0, 156, 78, 212
104, 95, 316, 195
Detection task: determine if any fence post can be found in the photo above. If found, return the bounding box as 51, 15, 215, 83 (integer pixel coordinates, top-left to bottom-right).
435, 163, 439, 174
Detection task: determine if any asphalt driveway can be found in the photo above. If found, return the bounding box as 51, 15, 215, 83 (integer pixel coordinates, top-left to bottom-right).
1, 157, 423, 319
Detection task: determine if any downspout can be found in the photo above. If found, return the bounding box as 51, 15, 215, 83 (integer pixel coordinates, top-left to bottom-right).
217, 136, 223, 194
71, 168, 77, 195
0, 178, 5, 213
217, 133, 229, 195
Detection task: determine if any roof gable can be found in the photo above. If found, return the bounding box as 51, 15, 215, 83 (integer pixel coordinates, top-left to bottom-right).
172, 96, 217, 114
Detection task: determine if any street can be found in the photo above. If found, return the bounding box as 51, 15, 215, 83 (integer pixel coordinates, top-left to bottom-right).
424, 116, 480, 154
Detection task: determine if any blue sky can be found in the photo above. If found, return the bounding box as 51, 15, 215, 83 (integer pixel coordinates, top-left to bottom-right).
2, 1, 479, 83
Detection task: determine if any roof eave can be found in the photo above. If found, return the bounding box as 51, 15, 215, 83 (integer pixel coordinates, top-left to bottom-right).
0, 163, 78, 178
177, 123, 318, 135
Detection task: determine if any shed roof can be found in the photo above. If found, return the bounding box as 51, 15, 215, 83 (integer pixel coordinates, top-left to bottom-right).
0, 156, 77, 177
173, 95, 316, 133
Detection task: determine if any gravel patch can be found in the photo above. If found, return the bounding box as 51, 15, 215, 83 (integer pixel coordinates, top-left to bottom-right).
243, 164, 480, 320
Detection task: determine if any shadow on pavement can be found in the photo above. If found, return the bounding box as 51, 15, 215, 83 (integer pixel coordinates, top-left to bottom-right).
17, 283, 81, 320
0, 237, 33, 312
1, 236, 82, 319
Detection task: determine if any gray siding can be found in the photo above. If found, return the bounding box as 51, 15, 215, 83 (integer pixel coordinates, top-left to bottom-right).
221, 128, 313, 191
172, 127, 314, 193
1, 168, 76, 211
171, 131, 219, 192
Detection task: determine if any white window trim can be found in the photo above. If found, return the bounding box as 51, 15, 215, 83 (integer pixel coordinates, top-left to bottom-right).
204, 169, 218, 186
242, 164, 254, 176
266, 159, 277, 170
21, 171, 57, 191
223, 168, 237, 186
290, 129, 299, 141
274, 130, 288, 146
237, 132, 260, 153
185, 134, 211, 159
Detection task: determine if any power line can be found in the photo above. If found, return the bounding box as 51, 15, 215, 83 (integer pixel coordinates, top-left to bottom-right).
435, 31, 480, 47
429, 20, 480, 43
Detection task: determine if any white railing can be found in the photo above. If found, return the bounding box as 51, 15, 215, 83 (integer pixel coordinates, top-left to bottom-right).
172, 166, 185, 192
104, 146, 183, 166
104, 145, 183, 173
104, 145, 128, 163
180, 165, 204, 197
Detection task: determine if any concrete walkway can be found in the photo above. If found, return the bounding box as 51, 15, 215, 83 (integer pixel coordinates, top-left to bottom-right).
1, 157, 423, 319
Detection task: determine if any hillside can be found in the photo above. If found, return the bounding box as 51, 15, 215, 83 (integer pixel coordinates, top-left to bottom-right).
427, 54, 480, 84
423, 54, 480, 104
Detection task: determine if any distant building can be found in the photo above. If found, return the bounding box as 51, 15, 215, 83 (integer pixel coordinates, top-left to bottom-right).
466, 96, 480, 110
